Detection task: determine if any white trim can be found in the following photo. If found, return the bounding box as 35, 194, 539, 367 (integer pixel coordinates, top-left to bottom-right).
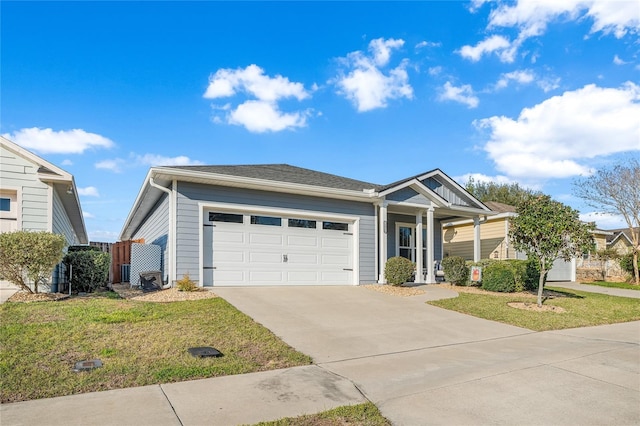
197, 201, 361, 286
473, 216, 481, 262
415, 212, 424, 283
442, 211, 516, 227
378, 201, 388, 283
0, 136, 72, 182
46, 184, 53, 232
426, 208, 435, 283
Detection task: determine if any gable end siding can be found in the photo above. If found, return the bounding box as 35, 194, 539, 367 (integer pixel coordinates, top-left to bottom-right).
175, 181, 376, 284
131, 193, 169, 281
0, 145, 50, 231
421, 177, 471, 207
386, 187, 430, 205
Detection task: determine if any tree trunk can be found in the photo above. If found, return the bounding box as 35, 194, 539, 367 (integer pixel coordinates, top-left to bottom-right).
537, 268, 547, 307
633, 251, 639, 285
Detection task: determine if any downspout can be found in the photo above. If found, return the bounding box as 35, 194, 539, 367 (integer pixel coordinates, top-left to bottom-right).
149, 177, 174, 289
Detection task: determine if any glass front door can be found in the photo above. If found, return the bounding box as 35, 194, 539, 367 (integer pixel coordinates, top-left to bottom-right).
397, 225, 428, 265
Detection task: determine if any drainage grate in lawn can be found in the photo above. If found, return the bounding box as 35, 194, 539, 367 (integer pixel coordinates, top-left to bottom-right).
188, 347, 223, 358
73, 359, 103, 372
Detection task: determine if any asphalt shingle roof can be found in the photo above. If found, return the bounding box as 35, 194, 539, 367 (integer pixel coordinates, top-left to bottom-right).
166, 164, 380, 192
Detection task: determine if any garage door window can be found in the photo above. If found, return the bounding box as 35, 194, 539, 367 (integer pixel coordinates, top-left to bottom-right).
210, 212, 243, 223
251, 215, 281, 226
322, 221, 349, 231
288, 218, 316, 229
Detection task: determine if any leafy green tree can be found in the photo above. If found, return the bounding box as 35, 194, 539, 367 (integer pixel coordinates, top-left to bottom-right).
0, 231, 66, 293
509, 196, 595, 307
465, 177, 542, 205
573, 158, 640, 284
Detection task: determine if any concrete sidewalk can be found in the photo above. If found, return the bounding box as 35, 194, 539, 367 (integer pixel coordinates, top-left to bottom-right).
0, 282, 20, 304
550, 281, 640, 298
0, 365, 366, 426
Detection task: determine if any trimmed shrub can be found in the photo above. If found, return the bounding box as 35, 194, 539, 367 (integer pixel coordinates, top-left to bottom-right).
619, 253, 639, 278
64, 250, 110, 293
384, 256, 415, 286
0, 231, 65, 293
441, 256, 469, 286
481, 262, 516, 292
176, 273, 198, 292
504, 259, 540, 292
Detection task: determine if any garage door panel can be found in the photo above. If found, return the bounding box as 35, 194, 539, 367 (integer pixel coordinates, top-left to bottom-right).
287, 235, 318, 247
249, 271, 283, 282
322, 254, 352, 266
322, 236, 350, 249
214, 250, 245, 263
214, 270, 245, 283
250, 252, 283, 263
287, 271, 319, 282
287, 253, 319, 265
250, 232, 283, 246
215, 230, 245, 243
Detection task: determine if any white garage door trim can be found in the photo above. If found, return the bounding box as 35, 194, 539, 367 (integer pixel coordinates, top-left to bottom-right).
198, 202, 360, 286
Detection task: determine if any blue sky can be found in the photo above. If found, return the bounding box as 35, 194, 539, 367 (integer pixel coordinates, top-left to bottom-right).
2, 1, 639, 242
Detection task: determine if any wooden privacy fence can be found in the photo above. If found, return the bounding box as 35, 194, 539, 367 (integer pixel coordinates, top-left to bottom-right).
111, 239, 144, 283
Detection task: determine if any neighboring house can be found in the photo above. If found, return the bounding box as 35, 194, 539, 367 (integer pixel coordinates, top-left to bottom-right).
606, 228, 637, 255
442, 199, 610, 282
0, 136, 88, 289
442, 201, 518, 260
120, 164, 493, 286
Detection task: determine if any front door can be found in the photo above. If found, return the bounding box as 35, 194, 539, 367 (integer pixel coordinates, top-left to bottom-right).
397, 224, 428, 265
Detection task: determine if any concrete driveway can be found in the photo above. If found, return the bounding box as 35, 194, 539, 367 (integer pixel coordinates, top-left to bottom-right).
214, 285, 640, 425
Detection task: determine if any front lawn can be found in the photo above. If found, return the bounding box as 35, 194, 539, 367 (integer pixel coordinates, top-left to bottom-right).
582, 281, 640, 291
0, 294, 312, 403
429, 287, 640, 331
251, 402, 390, 426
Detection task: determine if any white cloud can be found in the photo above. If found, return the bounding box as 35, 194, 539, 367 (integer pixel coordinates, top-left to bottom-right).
475, 82, 640, 179
334, 38, 414, 112
204, 64, 309, 102
61, 159, 73, 166
204, 64, 312, 133
95, 158, 125, 173
457, 35, 513, 62
227, 100, 310, 133
537, 76, 561, 92
428, 66, 443, 76
580, 212, 628, 229
471, 0, 640, 62
2, 127, 114, 154
613, 54, 628, 65
438, 82, 479, 108
415, 40, 441, 50
82, 211, 95, 219
456, 173, 516, 186
135, 154, 203, 167
495, 69, 536, 89
77, 186, 100, 197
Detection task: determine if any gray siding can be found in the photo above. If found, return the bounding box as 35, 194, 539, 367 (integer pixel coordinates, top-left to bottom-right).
176, 182, 376, 284
52, 189, 79, 245
132, 194, 169, 281
386, 187, 430, 205
0, 145, 50, 231
421, 177, 471, 207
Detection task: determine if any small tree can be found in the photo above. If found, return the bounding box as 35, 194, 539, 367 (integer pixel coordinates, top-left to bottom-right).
0, 231, 66, 293
465, 177, 542, 205
573, 158, 640, 284
509, 196, 594, 307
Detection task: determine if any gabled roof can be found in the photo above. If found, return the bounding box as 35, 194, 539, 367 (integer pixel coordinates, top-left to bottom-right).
169, 164, 379, 192
606, 228, 638, 245
483, 201, 516, 213
0, 136, 88, 244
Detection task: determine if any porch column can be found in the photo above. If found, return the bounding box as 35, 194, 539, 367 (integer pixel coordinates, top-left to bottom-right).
473, 216, 481, 262
378, 202, 388, 284
415, 210, 424, 283
426, 207, 435, 283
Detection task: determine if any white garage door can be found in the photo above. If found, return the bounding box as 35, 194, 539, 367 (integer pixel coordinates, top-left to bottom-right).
546, 258, 576, 282
203, 211, 354, 286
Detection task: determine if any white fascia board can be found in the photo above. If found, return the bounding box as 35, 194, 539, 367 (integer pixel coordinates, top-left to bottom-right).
379, 178, 449, 207
155, 167, 377, 202
419, 169, 490, 211
0, 136, 72, 182
119, 168, 156, 241
442, 211, 515, 227
445, 205, 500, 220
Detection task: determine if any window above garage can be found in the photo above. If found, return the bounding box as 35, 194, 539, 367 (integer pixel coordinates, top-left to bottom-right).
251, 215, 282, 226
288, 218, 316, 229
210, 212, 243, 223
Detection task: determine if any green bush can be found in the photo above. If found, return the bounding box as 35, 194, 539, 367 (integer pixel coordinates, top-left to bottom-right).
619, 253, 639, 277
64, 250, 110, 293
0, 231, 66, 293
384, 256, 415, 286
176, 273, 198, 291
442, 256, 469, 286
481, 262, 516, 292
503, 259, 540, 292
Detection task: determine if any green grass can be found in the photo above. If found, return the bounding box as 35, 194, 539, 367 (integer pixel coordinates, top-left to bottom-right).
582, 281, 640, 291
429, 287, 640, 331
250, 402, 390, 426
0, 294, 312, 403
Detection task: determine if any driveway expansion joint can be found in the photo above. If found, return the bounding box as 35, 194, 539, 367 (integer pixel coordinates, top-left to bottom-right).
159, 384, 184, 426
